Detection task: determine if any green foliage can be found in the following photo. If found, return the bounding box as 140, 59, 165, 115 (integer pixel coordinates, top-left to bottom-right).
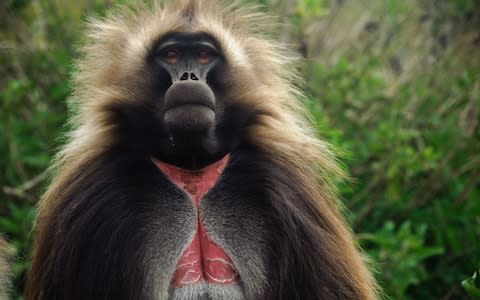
360, 221, 443, 299
296, 0, 329, 18
0, 1, 73, 297
0, 0, 479, 299
303, 1, 480, 298
463, 269, 480, 299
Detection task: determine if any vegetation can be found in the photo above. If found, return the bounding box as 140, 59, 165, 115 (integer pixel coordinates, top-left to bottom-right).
1, 0, 479, 299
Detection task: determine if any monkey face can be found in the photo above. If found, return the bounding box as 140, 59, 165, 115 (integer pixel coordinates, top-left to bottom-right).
152, 33, 221, 135
115, 31, 252, 170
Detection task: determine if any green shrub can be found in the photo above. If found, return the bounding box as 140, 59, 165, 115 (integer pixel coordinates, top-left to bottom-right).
304, 1, 480, 298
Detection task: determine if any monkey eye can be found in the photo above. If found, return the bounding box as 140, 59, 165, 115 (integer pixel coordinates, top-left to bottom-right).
159, 49, 180, 64
197, 49, 213, 64
165, 51, 179, 64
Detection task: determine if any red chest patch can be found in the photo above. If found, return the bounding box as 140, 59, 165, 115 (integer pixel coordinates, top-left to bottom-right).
152, 155, 240, 287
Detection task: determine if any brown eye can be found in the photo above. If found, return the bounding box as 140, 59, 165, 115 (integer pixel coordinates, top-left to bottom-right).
198, 50, 210, 64
164, 50, 179, 64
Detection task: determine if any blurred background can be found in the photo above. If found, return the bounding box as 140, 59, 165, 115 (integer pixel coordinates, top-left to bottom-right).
0, 0, 479, 299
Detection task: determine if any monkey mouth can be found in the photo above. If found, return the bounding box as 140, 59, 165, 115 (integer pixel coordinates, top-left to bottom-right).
164, 103, 215, 118
164, 99, 215, 112
164, 81, 216, 111
162, 81, 217, 134
164, 104, 215, 134
152, 155, 241, 287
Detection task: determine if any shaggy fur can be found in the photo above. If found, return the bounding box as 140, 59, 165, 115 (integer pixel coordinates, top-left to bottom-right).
0, 237, 12, 300
26, 1, 379, 299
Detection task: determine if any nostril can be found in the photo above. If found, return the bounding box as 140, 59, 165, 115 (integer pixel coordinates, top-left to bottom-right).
190, 73, 199, 80
180, 72, 189, 80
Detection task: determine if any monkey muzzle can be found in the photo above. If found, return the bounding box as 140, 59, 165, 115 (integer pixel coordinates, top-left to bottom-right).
163, 72, 216, 135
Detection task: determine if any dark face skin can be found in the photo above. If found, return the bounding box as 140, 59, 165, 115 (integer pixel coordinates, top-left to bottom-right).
154, 33, 221, 135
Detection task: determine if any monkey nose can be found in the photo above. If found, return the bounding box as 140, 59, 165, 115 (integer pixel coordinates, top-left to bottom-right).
180, 72, 199, 81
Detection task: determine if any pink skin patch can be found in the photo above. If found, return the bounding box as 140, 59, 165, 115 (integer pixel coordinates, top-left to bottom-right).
152, 155, 240, 287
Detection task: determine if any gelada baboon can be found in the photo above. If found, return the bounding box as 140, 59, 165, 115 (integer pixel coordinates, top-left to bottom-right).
26, 1, 378, 299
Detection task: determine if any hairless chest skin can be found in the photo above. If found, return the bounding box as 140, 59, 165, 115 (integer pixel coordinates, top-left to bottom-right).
152, 155, 239, 287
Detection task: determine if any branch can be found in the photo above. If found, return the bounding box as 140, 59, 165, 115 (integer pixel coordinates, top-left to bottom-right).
2, 170, 49, 202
